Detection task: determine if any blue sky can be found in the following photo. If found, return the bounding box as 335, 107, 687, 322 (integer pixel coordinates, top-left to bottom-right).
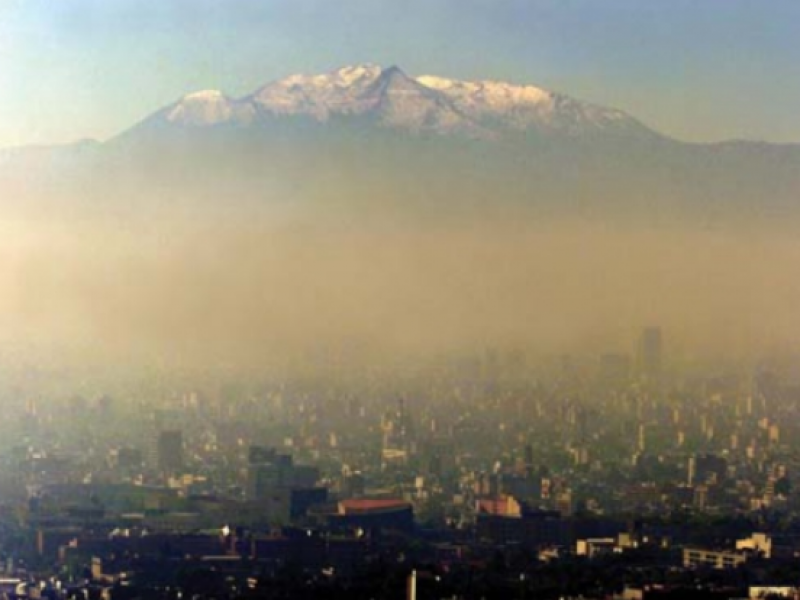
1, 0, 799, 146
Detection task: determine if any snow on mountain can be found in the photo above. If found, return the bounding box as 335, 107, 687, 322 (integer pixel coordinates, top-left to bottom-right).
250, 64, 487, 137
250, 64, 386, 119
164, 90, 256, 127
128, 64, 654, 140
417, 75, 553, 110
354, 66, 486, 136
417, 74, 644, 136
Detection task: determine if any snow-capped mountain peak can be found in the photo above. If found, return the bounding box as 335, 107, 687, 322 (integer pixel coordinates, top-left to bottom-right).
274, 63, 384, 93
183, 89, 226, 101
131, 64, 655, 141
331, 63, 384, 86
247, 64, 484, 135
250, 64, 389, 120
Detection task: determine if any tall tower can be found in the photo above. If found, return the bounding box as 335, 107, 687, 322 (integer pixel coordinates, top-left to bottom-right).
637, 327, 663, 383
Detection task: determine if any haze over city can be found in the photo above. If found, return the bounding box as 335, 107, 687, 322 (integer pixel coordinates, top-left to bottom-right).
1, 52, 799, 370
1, 3, 800, 599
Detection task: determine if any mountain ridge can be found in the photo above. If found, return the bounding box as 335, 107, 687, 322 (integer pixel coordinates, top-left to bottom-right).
4, 64, 799, 150
118, 63, 661, 143
2, 63, 800, 228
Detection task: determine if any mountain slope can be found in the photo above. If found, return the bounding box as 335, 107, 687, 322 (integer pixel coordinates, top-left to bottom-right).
118, 64, 658, 142
2, 64, 800, 226
416, 75, 656, 139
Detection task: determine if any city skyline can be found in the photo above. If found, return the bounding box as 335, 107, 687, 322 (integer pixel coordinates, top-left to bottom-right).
2, 4, 800, 597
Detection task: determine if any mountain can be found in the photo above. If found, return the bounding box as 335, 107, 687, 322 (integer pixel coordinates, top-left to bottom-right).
2, 64, 800, 225
120, 64, 658, 142
416, 75, 657, 140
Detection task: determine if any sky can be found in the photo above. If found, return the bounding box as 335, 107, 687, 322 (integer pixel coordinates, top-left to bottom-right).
1, 0, 799, 147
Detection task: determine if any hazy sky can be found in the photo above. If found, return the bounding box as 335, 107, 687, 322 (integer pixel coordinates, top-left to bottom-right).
1, 0, 799, 147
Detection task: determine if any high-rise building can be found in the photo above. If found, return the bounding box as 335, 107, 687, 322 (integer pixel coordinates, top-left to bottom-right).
247, 447, 319, 501
637, 327, 663, 382
157, 430, 184, 474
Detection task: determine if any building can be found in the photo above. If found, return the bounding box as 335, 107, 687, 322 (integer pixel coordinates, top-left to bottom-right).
576, 538, 617, 558
157, 430, 184, 474
329, 498, 414, 533
736, 533, 772, 559
476, 501, 570, 549
247, 448, 319, 502
683, 547, 747, 569
637, 327, 662, 382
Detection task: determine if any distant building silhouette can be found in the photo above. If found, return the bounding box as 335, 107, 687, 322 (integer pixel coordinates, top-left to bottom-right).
637, 327, 662, 382
157, 430, 184, 474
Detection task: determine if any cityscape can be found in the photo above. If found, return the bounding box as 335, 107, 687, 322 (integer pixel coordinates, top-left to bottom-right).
1, 328, 800, 598
2, 1, 800, 599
